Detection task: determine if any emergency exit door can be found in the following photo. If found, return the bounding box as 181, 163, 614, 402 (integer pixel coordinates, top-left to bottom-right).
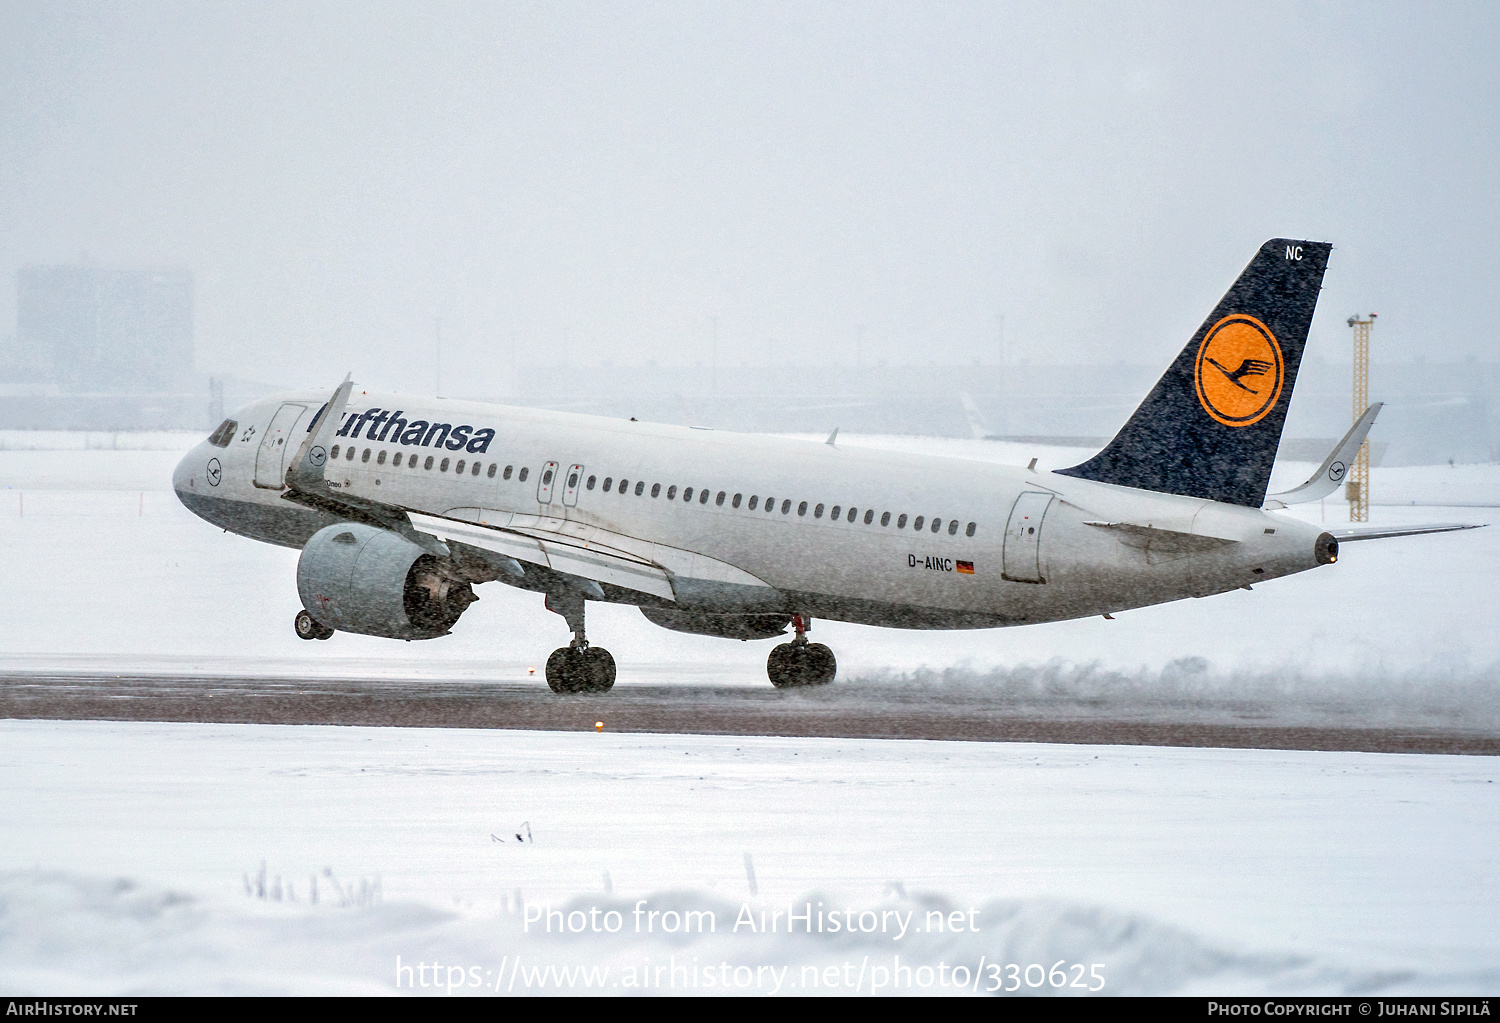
561, 464, 585, 507
536, 460, 559, 504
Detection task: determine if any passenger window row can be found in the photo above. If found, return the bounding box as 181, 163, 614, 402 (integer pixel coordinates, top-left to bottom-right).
320, 445, 976, 537
328, 443, 525, 481
588, 474, 978, 537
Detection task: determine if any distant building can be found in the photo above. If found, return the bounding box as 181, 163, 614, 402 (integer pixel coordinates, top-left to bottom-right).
12, 265, 194, 392
0, 264, 211, 429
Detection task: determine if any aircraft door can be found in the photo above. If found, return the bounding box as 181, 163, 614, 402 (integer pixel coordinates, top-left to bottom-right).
561, 464, 585, 507
253, 403, 307, 489
1002, 491, 1054, 583
536, 460, 559, 504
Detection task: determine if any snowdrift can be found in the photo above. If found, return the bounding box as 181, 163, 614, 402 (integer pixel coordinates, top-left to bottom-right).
5, 870, 1491, 996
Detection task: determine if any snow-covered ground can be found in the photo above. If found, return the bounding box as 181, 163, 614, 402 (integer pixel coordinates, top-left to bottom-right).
1, 433, 1497, 994
2, 720, 1497, 995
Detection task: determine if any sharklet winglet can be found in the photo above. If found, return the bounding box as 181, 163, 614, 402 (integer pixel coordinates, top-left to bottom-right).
284, 373, 353, 493
279, 375, 449, 558
1265, 402, 1383, 508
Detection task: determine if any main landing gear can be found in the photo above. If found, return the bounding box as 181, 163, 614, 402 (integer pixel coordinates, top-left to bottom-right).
294, 608, 334, 641
766, 615, 836, 688
543, 590, 616, 694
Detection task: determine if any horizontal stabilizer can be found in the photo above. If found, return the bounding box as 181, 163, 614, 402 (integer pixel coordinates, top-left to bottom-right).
1083, 520, 1236, 553
1330, 523, 1485, 542
1265, 403, 1383, 508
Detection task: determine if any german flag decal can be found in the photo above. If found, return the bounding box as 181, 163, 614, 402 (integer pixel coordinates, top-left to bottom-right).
956, 561, 974, 575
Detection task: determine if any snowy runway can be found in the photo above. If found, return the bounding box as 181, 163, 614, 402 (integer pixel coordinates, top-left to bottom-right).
3, 670, 1498, 754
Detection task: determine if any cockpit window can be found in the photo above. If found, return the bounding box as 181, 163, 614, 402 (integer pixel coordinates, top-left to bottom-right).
207, 419, 237, 448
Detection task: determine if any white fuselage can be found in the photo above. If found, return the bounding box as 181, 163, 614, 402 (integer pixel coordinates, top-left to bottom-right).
174, 391, 1330, 631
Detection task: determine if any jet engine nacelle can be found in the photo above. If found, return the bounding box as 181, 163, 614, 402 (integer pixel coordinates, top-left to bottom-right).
298, 522, 476, 640
639, 607, 791, 641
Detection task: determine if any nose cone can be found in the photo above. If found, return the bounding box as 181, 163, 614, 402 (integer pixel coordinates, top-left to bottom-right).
174, 442, 217, 505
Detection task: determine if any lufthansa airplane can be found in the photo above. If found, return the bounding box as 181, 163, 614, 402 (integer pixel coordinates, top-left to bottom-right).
173, 239, 1475, 693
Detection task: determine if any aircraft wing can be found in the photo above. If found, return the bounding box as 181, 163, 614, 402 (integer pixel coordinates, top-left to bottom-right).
413, 509, 785, 608
407, 510, 676, 601
1264, 403, 1383, 509
1329, 523, 1485, 542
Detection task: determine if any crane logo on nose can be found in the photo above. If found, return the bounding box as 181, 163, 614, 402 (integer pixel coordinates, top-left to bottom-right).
206, 458, 222, 487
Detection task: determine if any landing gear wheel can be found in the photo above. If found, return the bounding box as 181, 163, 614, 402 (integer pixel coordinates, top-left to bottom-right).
582, 646, 616, 693
802, 642, 836, 685
294, 609, 333, 641
540, 587, 614, 693
545, 647, 577, 693
767, 643, 796, 688
546, 646, 617, 694
767, 641, 837, 688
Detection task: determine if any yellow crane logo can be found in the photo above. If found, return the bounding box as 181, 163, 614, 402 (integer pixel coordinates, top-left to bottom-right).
1194, 314, 1284, 427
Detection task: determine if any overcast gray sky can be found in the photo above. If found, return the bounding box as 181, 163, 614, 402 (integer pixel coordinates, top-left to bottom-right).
1, 1, 1496, 395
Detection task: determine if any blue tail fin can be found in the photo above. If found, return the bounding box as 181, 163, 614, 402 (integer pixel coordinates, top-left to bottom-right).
1056, 238, 1331, 507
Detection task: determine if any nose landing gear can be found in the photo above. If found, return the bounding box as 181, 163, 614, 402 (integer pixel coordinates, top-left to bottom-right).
767, 614, 836, 688
543, 590, 616, 694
